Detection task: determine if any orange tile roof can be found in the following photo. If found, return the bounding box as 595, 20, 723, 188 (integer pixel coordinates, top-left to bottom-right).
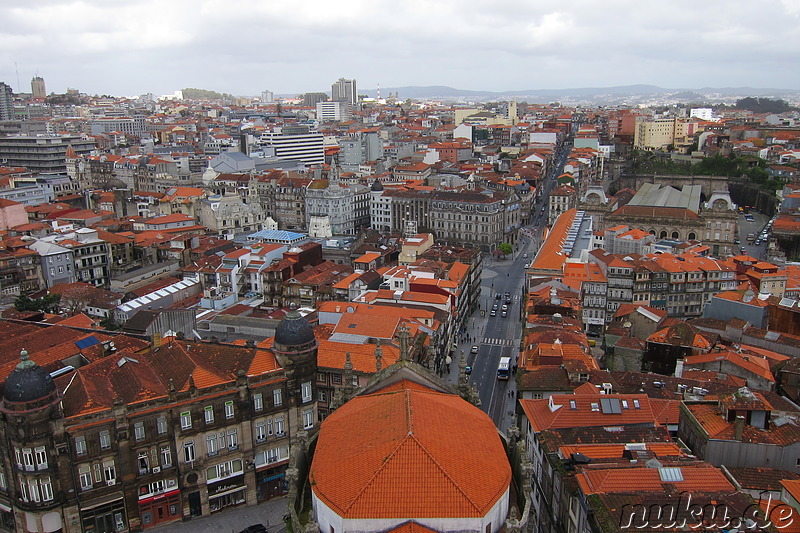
310, 379, 511, 518
317, 340, 400, 373
577, 465, 733, 495
559, 442, 682, 459
520, 393, 657, 433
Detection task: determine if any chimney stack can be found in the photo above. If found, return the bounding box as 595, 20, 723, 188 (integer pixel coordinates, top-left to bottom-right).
734, 416, 745, 441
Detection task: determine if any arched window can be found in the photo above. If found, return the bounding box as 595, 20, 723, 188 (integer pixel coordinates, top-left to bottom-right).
688, 232, 696, 240
672, 231, 680, 239
659, 231, 668, 239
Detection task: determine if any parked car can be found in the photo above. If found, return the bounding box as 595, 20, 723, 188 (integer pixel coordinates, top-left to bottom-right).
239, 526, 267, 533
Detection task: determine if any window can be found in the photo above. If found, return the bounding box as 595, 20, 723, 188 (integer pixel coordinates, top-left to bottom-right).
206, 459, 243, 482
41, 477, 53, 501
28, 479, 40, 502
157, 416, 167, 435
160, 446, 172, 468
273, 389, 282, 406
256, 421, 267, 442
79, 465, 92, 490
301, 382, 312, 403
104, 461, 116, 484
138, 452, 149, 474
275, 417, 285, 436
318, 391, 326, 403
134, 422, 145, 441
180, 411, 192, 430
332, 374, 342, 384
303, 409, 314, 429
224, 401, 234, 419
227, 428, 238, 450
34, 446, 47, 470
0, 467, 5, 491
18, 476, 28, 502
22, 448, 34, 471
183, 441, 195, 463
253, 393, 263, 412
206, 434, 218, 456
267, 419, 274, 436
99, 430, 111, 450
351, 376, 359, 386
204, 406, 214, 424
14, 448, 22, 469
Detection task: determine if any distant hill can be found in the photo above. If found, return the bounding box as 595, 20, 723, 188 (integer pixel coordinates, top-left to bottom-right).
356, 84, 800, 104
182, 87, 235, 101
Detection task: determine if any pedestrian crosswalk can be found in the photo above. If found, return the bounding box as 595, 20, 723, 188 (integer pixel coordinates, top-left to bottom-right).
482, 338, 516, 346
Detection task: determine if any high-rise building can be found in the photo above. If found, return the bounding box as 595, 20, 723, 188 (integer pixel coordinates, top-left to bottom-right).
316, 101, 351, 122
261, 90, 274, 103
302, 92, 328, 107
331, 78, 357, 105
31, 76, 46, 99
259, 128, 325, 166
0, 82, 13, 120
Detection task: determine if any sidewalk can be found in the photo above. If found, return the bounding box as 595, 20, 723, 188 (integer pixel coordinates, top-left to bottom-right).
160, 497, 288, 533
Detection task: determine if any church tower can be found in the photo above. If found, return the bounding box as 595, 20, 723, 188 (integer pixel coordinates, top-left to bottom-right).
271, 307, 319, 438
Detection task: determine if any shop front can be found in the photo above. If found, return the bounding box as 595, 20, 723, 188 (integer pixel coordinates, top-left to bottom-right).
80, 497, 127, 533
138, 480, 181, 529
0, 500, 13, 531
255, 466, 287, 503
207, 475, 246, 513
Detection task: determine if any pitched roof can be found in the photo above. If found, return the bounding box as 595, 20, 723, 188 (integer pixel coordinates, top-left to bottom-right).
310, 379, 511, 519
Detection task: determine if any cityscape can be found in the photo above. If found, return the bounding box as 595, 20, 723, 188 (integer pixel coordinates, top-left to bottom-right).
2, 61, 800, 533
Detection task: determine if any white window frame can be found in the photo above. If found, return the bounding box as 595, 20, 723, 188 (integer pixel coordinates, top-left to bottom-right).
226, 428, 238, 450
34, 446, 47, 470
301, 382, 312, 403
206, 435, 218, 456
273, 389, 282, 406
99, 430, 111, 450
160, 446, 172, 468
204, 406, 214, 424
104, 461, 116, 485
157, 416, 167, 435
275, 417, 285, 436
134, 422, 145, 441
79, 466, 92, 490
40, 477, 53, 501
303, 409, 314, 429
183, 441, 195, 463
224, 401, 234, 419
253, 393, 263, 411
255, 421, 267, 442
180, 411, 192, 430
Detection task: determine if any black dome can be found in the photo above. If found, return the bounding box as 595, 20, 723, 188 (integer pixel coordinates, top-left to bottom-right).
274, 307, 315, 347
3, 350, 55, 403
371, 178, 384, 192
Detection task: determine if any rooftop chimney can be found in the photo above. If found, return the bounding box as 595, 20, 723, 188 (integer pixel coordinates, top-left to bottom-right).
734, 415, 745, 441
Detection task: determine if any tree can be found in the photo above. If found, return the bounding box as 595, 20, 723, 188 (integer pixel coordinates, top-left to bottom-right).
14, 293, 61, 314
498, 242, 513, 256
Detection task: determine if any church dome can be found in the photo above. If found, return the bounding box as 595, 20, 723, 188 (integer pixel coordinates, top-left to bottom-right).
371, 178, 384, 192
3, 349, 56, 404
274, 306, 315, 347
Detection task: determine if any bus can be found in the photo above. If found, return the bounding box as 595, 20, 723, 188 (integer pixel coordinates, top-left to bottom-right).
497, 357, 511, 380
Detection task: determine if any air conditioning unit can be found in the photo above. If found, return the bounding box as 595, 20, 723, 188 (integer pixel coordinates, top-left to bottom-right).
276, 431, 285, 437
107, 480, 115, 486
152, 467, 161, 473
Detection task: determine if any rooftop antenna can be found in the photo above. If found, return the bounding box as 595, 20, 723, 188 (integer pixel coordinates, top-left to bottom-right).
14, 62, 21, 93
377, 83, 381, 101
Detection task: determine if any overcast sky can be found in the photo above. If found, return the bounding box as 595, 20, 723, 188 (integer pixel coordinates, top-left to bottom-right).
1, 0, 798, 98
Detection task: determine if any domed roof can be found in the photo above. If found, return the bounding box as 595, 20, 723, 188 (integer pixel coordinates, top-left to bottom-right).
310, 379, 511, 519
3, 349, 56, 404
371, 178, 384, 192
274, 306, 315, 347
